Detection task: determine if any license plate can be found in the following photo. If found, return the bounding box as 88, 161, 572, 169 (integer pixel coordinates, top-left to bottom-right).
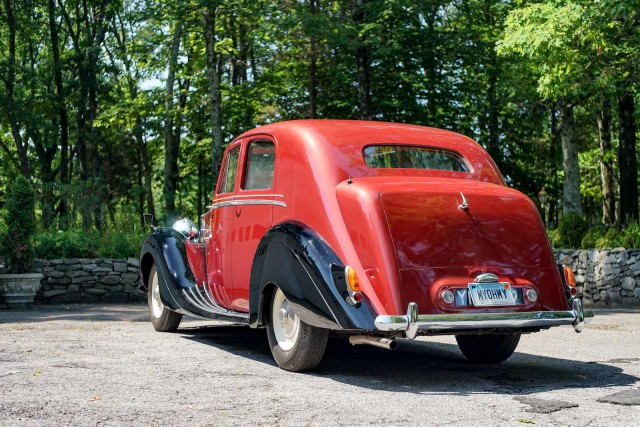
468, 282, 516, 307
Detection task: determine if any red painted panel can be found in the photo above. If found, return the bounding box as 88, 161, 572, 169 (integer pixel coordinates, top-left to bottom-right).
206, 120, 565, 317
185, 240, 207, 287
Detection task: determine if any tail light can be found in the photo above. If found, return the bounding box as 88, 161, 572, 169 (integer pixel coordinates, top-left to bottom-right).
345, 266, 362, 305
562, 265, 578, 298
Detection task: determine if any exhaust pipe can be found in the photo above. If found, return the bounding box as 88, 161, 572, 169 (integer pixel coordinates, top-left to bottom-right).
349, 335, 397, 350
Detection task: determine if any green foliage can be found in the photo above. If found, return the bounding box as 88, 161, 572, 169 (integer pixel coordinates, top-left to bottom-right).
618, 223, 640, 249
0, 176, 36, 272
581, 226, 611, 249
35, 229, 100, 259
555, 212, 588, 248
34, 229, 145, 260
578, 223, 640, 249
1, 0, 639, 237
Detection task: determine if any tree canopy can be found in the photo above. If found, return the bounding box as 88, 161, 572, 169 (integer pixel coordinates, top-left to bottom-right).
0, 0, 639, 233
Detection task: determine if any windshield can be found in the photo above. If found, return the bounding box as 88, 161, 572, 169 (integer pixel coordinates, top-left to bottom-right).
363, 145, 470, 172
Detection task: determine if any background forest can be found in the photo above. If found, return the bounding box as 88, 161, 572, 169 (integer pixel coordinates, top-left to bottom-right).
1, 0, 640, 258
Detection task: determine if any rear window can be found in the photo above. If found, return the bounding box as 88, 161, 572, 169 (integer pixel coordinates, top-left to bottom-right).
363, 145, 470, 172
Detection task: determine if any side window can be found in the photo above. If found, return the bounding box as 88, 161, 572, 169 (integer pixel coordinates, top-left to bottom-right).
218, 145, 240, 194
243, 140, 275, 190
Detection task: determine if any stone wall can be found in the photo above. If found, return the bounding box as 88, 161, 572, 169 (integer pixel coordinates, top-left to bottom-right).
33, 258, 144, 304
26, 250, 640, 306
554, 249, 640, 307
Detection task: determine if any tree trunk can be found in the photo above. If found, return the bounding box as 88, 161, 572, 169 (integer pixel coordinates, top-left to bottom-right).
559, 103, 582, 216
486, 63, 500, 168
48, 0, 70, 224
597, 100, 615, 226
353, 0, 372, 120
418, 3, 439, 125
135, 119, 155, 221
136, 140, 144, 226
163, 22, 183, 223
308, 0, 318, 119
113, 11, 155, 225
204, 5, 224, 182
618, 92, 639, 225
549, 106, 559, 226
3, 0, 30, 178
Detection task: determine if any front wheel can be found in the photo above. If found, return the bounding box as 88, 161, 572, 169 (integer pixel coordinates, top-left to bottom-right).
455, 333, 520, 364
148, 264, 182, 332
266, 287, 329, 372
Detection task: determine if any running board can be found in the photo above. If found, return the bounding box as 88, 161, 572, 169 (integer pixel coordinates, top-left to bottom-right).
182, 286, 249, 321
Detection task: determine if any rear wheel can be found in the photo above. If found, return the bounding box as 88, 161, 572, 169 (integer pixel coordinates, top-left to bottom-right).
266, 287, 329, 372
148, 264, 182, 332
455, 333, 520, 364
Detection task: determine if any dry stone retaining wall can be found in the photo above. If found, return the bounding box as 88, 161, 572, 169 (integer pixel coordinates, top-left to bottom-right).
554, 249, 640, 307
26, 250, 640, 306
33, 258, 145, 304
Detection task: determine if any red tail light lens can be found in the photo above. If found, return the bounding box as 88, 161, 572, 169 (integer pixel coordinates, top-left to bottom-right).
344, 266, 362, 305
563, 265, 576, 287
563, 265, 578, 297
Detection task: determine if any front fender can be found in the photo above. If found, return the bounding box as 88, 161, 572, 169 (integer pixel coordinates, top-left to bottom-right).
139, 227, 207, 317
249, 221, 377, 331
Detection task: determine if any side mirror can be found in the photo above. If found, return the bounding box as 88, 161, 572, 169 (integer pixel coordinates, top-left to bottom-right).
143, 213, 155, 230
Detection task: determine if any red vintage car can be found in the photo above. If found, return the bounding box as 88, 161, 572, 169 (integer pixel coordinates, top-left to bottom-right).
139, 120, 593, 372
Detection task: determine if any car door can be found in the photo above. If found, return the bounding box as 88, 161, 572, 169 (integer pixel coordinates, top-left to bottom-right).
230, 137, 277, 311
205, 142, 242, 309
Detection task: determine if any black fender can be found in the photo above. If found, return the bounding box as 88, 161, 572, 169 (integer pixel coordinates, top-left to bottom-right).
249, 221, 377, 331
140, 227, 246, 321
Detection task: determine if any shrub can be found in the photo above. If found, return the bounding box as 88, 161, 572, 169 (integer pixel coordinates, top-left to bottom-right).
35, 228, 144, 260
0, 175, 36, 272
619, 222, 640, 249
581, 226, 608, 249
98, 230, 145, 258
555, 212, 588, 248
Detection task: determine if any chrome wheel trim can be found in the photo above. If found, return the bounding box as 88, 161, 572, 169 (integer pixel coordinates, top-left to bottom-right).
272, 288, 300, 351
150, 269, 164, 319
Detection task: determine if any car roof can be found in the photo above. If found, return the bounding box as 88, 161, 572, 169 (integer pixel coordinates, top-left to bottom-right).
234, 119, 479, 151
233, 120, 503, 185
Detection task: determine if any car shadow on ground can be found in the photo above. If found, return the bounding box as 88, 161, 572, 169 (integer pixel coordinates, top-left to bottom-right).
179, 324, 638, 395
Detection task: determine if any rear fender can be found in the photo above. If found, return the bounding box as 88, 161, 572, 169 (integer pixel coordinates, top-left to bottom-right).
249, 221, 377, 331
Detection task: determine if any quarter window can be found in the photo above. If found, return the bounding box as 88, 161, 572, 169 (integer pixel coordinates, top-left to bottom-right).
363, 145, 470, 172
243, 140, 275, 190
219, 145, 240, 194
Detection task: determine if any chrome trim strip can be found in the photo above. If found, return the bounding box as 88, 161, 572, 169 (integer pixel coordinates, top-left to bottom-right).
184, 287, 213, 313
375, 303, 594, 337
206, 199, 286, 210
474, 273, 499, 283
182, 287, 249, 320
214, 194, 285, 201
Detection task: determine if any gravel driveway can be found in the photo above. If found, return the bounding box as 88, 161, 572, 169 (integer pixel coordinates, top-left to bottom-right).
1, 304, 639, 426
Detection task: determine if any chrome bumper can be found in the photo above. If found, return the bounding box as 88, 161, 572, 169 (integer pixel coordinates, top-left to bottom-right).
374, 299, 594, 339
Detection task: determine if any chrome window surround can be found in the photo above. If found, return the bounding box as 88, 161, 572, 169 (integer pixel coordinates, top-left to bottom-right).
206, 199, 287, 209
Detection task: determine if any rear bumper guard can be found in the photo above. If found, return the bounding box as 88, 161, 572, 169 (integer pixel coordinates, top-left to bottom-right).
374, 299, 594, 339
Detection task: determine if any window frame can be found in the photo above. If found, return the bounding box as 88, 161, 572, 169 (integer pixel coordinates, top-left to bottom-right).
217, 144, 242, 195
240, 138, 276, 192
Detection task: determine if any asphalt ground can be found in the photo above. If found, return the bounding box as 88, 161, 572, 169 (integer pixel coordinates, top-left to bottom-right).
1, 304, 639, 426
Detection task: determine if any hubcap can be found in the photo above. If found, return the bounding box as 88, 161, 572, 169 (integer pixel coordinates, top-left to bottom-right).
150, 269, 164, 319
272, 289, 300, 351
